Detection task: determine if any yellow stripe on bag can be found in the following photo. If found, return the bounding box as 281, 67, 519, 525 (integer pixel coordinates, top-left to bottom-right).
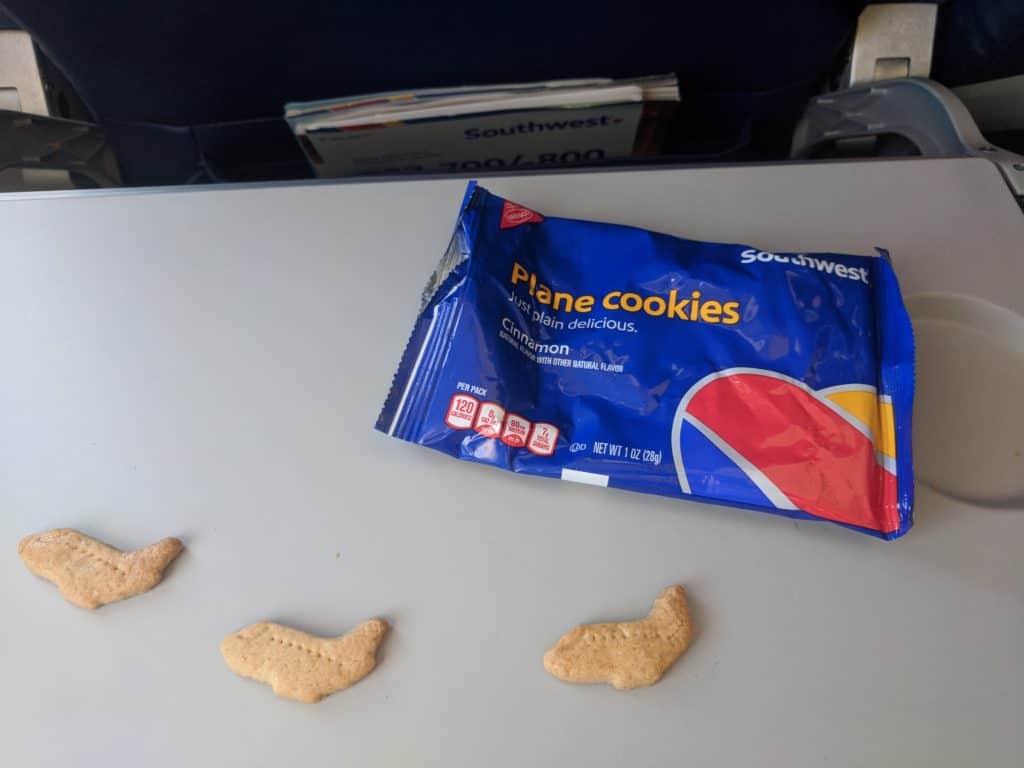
826, 390, 896, 460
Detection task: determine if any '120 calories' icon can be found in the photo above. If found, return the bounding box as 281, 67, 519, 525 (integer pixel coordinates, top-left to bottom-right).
444, 394, 479, 430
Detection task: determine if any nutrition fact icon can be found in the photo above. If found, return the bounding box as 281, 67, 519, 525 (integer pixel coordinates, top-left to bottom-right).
473, 402, 506, 438
527, 422, 559, 456
445, 390, 560, 456
444, 394, 480, 430
501, 413, 531, 447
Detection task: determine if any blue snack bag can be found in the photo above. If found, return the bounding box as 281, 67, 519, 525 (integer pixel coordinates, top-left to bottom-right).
377, 182, 915, 539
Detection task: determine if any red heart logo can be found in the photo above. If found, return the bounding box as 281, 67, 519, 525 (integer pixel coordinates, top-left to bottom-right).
677, 370, 898, 533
